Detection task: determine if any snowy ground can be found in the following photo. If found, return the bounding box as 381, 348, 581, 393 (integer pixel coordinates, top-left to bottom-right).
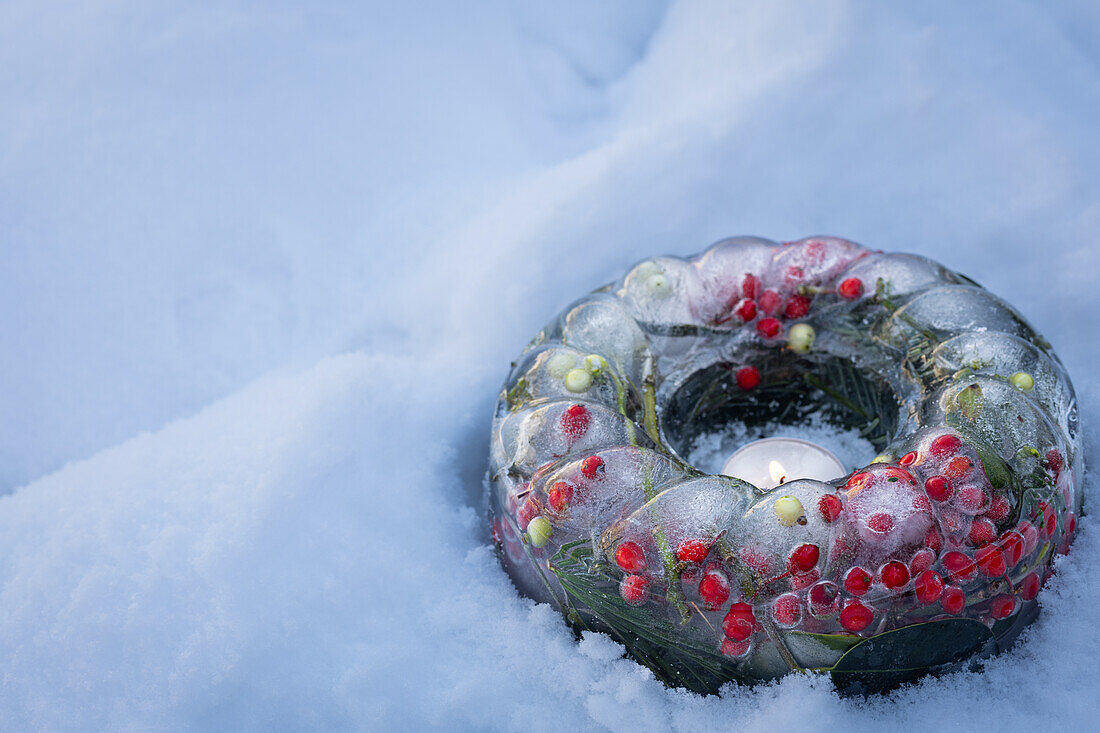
2, 1, 1099, 730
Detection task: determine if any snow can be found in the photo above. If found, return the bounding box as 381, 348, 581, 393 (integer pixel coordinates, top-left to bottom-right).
1, 0, 1099, 729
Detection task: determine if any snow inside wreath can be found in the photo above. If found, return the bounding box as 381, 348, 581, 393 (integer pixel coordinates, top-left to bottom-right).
488, 236, 1082, 694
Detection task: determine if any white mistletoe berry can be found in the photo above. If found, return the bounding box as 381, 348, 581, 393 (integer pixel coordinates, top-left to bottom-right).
545, 352, 577, 379
774, 496, 805, 527
564, 368, 593, 393
1010, 371, 1034, 391
787, 323, 815, 354
584, 354, 608, 375
645, 273, 672, 298
527, 516, 552, 547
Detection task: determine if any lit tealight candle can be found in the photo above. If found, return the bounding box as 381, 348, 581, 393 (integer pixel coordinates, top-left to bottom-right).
721, 437, 845, 490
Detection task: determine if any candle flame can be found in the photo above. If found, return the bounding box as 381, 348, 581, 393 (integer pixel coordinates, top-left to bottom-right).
769, 460, 787, 485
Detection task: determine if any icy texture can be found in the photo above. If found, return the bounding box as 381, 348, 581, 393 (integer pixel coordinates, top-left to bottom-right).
842, 252, 961, 300
492, 235, 1082, 690
3, 1, 1100, 729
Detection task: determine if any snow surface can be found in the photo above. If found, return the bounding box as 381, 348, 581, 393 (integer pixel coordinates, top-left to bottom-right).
2, 0, 1100, 729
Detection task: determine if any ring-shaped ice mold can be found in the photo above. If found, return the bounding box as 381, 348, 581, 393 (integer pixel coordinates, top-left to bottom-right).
488, 236, 1082, 695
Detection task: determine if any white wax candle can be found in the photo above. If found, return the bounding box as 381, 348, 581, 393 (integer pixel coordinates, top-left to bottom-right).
721, 437, 846, 490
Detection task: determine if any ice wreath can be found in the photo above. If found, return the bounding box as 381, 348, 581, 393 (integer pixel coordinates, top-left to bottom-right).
488, 236, 1081, 694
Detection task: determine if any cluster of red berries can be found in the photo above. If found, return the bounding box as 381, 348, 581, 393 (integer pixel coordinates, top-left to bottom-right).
712, 269, 865, 342
601, 428, 1068, 655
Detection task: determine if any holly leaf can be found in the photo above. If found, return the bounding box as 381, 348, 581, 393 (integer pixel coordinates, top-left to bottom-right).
829, 618, 995, 695
784, 630, 863, 669
975, 444, 1012, 490
957, 383, 983, 421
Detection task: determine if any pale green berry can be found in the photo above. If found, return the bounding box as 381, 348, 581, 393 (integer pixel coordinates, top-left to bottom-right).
527, 516, 552, 547
633, 261, 662, 281
787, 323, 815, 354
645, 273, 672, 298
584, 354, 608, 375
1010, 371, 1034, 391
774, 495, 805, 527
870, 453, 892, 464
564, 368, 593, 393
545, 352, 576, 378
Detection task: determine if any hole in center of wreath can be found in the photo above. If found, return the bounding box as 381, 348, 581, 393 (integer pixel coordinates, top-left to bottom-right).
661, 351, 900, 478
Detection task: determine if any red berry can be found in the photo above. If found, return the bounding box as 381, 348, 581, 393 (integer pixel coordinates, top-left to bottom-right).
733, 298, 757, 322
518, 495, 540, 530
739, 547, 771, 576
914, 570, 945, 604
614, 541, 647, 573
1066, 511, 1077, 536
559, 404, 590, 443
880, 561, 911, 590
840, 600, 874, 632
698, 570, 730, 611
844, 567, 873, 596
867, 513, 894, 535
990, 594, 1017, 619
910, 549, 935, 576
773, 593, 802, 627
942, 586, 966, 614
580, 455, 605, 480
758, 289, 782, 315
1038, 502, 1057, 540
677, 539, 710, 563
938, 507, 971, 536
756, 317, 782, 338
735, 366, 760, 390
924, 475, 953, 502
946, 456, 975, 480
838, 277, 864, 300
783, 294, 811, 319
547, 481, 574, 512
899, 451, 917, 467
986, 496, 1011, 521
1017, 521, 1039, 554
818, 494, 843, 523
720, 638, 751, 657
619, 575, 648, 606
968, 518, 996, 547
884, 466, 917, 484
942, 551, 977, 584
956, 486, 988, 515
998, 530, 1025, 566
924, 527, 943, 554
741, 274, 761, 300
808, 581, 840, 617
1020, 572, 1041, 601
845, 471, 873, 494
788, 544, 820, 574
975, 544, 1006, 577
929, 434, 962, 457
791, 569, 820, 590
1046, 449, 1064, 478
722, 602, 756, 641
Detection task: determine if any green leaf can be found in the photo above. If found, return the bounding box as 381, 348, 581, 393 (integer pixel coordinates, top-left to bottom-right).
505, 377, 531, 411
957, 383, 983, 420
784, 631, 863, 669
975, 444, 1012, 490
829, 618, 995, 695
